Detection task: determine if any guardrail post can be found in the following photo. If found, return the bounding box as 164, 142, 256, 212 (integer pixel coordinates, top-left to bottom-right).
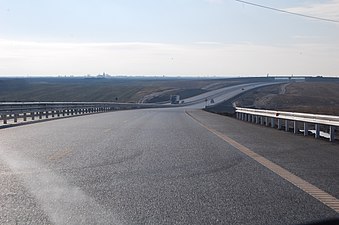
14, 114, 18, 123
23, 113, 27, 121
315, 124, 320, 139
265, 117, 269, 126
271, 118, 275, 128
260, 116, 264, 125
39, 112, 43, 119
57, 111, 60, 117
31, 112, 35, 120
2, 114, 7, 124
45, 111, 49, 118
329, 126, 335, 142
277, 119, 282, 130
285, 120, 289, 132
304, 122, 309, 136
52, 111, 55, 118
293, 121, 298, 134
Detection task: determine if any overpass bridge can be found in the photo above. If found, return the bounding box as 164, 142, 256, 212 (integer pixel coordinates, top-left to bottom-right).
0, 82, 338, 225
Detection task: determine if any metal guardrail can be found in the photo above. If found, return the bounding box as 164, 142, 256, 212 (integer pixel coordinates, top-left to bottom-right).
235, 107, 338, 142
0, 102, 166, 127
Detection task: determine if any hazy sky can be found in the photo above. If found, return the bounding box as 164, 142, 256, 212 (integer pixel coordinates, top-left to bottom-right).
0, 0, 339, 76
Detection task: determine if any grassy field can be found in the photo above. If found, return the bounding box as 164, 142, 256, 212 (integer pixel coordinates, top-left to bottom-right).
0, 77, 273, 103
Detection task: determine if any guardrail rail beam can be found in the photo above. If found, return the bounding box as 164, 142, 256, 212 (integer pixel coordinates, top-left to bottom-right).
235, 107, 339, 142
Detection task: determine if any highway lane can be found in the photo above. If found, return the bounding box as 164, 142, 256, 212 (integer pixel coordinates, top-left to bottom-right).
0, 107, 338, 224
179, 82, 279, 108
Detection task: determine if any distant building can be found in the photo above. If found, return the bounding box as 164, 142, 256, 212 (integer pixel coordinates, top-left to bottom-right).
96, 72, 111, 78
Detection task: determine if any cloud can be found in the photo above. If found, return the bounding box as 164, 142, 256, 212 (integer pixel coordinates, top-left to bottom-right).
286, 0, 339, 21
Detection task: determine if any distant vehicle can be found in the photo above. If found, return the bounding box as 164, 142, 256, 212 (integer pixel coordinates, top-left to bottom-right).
170, 95, 180, 104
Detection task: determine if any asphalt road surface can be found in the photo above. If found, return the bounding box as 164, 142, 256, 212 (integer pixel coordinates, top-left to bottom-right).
1, 107, 339, 224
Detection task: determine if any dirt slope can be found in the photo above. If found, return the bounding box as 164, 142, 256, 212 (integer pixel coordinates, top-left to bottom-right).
235, 82, 339, 116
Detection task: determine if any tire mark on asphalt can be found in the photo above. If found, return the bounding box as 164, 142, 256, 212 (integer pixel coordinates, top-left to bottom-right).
186, 110, 339, 213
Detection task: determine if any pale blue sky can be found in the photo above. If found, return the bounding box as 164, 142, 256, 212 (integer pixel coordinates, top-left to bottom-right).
0, 0, 338, 76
